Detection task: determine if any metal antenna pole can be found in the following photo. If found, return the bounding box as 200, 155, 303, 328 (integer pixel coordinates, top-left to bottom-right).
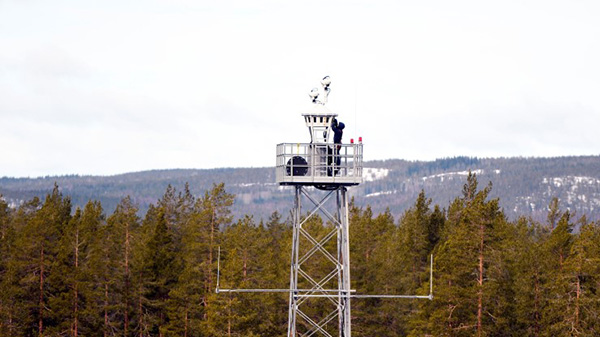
216, 246, 221, 293
430, 254, 434, 298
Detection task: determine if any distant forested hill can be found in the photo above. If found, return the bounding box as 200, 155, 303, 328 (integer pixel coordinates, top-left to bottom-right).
2, 155, 600, 222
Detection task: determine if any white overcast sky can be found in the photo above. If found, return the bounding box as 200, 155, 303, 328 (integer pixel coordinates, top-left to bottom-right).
1, 0, 599, 177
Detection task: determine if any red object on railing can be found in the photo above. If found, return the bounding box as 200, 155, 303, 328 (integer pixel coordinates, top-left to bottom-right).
350, 138, 354, 144
358, 137, 363, 143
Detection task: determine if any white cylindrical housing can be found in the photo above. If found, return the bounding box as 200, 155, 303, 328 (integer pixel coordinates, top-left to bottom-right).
301, 104, 337, 144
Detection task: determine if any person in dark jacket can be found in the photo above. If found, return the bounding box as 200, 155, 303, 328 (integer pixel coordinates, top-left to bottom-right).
332, 118, 345, 145
329, 118, 345, 175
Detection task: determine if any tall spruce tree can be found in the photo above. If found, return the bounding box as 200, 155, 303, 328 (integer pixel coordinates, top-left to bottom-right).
421, 172, 511, 337
349, 205, 397, 336
540, 211, 576, 336
0, 195, 15, 335
44, 200, 107, 336
562, 221, 600, 335
0, 196, 40, 335
213, 216, 268, 336
140, 210, 181, 336
167, 213, 206, 336
196, 183, 234, 334
511, 216, 548, 337
106, 196, 140, 336
132, 203, 161, 337
257, 212, 291, 335
133, 185, 192, 336
22, 185, 72, 336
45, 207, 83, 336
394, 191, 443, 336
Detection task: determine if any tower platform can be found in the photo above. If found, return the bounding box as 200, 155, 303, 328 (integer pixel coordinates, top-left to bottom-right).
276, 142, 363, 186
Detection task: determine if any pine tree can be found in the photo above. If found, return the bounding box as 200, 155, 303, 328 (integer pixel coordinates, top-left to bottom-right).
46, 200, 107, 336
196, 183, 234, 334
205, 212, 290, 336
161, 185, 197, 336
86, 200, 124, 337
33, 185, 72, 335
5, 185, 71, 335
422, 172, 511, 337
166, 198, 208, 337
106, 196, 140, 337
562, 221, 600, 335
399, 191, 435, 291
428, 205, 445, 253
132, 203, 161, 337
44, 207, 83, 336
213, 215, 268, 336
0, 196, 40, 335
547, 197, 561, 231
541, 211, 579, 336
0, 195, 15, 335
512, 217, 548, 336
140, 210, 181, 336
566, 223, 600, 336
256, 212, 291, 335
349, 205, 397, 336
393, 191, 443, 336
133, 184, 195, 336
513, 199, 581, 337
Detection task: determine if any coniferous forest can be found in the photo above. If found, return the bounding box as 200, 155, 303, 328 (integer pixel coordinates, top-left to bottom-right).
1, 174, 600, 336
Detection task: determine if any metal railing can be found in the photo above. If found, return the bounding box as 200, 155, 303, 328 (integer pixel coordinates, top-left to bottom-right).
276, 143, 363, 185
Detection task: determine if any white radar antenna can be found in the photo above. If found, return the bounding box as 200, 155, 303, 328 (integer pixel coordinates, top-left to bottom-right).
308, 76, 332, 105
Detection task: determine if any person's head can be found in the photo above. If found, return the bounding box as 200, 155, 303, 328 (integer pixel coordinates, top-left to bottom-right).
338, 122, 345, 130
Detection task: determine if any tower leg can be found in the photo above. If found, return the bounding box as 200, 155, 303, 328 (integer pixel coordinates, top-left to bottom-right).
287, 186, 301, 337
338, 187, 351, 336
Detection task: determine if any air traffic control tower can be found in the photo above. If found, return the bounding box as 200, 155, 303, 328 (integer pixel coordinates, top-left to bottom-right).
276, 76, 363, 336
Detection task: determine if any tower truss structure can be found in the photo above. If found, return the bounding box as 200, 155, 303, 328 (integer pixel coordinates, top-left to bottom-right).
286, 185, 352, 336
216, 77, 432, 337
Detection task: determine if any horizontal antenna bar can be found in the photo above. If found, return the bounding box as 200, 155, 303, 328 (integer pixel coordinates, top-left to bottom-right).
352, 294, 433, 300
291, 294, 432, 299
217, 288, 356, 294
217, 288, 432, 300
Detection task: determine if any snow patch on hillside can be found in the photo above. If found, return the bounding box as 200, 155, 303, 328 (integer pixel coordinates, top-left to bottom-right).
239, 182, 276, 187
3, 197, 22, 209
365, 190, 396, 198
515, 196, 537, 212
542, 176, 600, 209
237, 182, 262, 187
545, 176, 600, 188
422, 169, 500, 182
363, 168, 389, 182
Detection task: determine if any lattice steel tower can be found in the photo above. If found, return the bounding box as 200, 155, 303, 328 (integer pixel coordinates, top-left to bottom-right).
217, 76, 432, 337
275, 76, 363, 337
